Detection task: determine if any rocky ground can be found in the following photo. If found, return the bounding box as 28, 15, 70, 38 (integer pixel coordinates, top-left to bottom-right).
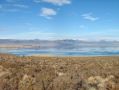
0, 53, 119, 90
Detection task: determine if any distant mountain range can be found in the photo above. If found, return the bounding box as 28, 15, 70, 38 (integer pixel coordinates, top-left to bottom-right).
0, 39, 119, 49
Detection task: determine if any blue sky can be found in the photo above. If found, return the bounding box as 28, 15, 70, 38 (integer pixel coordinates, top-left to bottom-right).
0, 0, 119, 40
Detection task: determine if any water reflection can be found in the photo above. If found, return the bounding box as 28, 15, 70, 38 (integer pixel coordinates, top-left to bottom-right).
0, 47, 119, 56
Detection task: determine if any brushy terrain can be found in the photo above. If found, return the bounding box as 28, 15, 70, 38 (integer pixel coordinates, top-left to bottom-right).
0, 54, 119, 90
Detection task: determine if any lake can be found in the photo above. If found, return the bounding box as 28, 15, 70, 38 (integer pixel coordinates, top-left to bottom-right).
0, 47, 119, 56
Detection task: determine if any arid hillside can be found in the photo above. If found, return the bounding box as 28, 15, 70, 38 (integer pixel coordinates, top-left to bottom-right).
0, 54, 119, 90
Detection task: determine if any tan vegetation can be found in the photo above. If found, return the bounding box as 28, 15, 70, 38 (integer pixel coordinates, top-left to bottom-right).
0, 53, 119, 90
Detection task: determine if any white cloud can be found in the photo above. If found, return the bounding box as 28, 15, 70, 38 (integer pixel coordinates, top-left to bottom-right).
0, 3, 28, 12
40, 8, 57, 19
34, 0, 71, 6
43, 0, 71, 6
13, 4, 28, 8
82, 13, 99, 21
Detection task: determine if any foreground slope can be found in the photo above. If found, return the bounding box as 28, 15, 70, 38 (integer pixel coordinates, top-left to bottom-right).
0, 54, 119, 90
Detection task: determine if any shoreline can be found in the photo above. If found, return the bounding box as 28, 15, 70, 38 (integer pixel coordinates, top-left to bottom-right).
0, 53, 119, 58
1, 47, 119, 57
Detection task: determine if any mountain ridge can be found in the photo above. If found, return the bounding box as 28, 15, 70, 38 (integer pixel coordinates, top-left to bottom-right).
0, 39, 119, 49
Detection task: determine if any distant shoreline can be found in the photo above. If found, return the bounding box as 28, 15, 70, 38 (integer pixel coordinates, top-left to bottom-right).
1, 46, 119, 57
0, 53, 119, 58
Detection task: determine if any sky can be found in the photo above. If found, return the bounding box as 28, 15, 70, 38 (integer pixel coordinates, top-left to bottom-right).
0, 0, 119, 40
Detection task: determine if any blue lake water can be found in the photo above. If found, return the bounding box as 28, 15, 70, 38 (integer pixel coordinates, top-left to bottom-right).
0, 47, 119, 56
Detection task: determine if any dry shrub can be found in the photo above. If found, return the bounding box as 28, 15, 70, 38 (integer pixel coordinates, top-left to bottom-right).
87, 75, 116, 90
